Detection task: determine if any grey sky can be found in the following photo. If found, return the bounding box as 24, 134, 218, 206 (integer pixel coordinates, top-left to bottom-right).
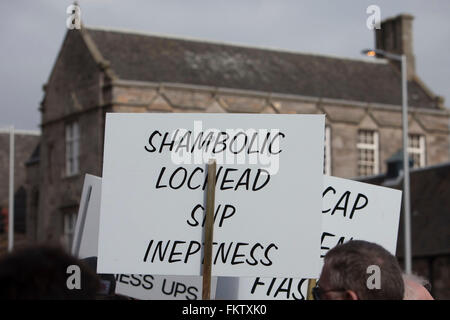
1, 0, 449, 130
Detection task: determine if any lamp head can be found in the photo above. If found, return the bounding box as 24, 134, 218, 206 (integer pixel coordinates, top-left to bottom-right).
362, 49, 378, 57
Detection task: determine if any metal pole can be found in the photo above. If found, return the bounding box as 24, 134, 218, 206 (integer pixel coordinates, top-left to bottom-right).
8, 125, 15, 252
401, 55, 412, 274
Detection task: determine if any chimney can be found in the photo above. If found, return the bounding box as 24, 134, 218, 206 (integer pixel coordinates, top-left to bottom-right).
375, 14, 415, 80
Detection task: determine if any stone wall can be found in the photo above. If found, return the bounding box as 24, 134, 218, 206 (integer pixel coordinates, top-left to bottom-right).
31, 77, 450, 245
110, 82, 450, 178
0, 132, 39, 235
35, 29, 105, 244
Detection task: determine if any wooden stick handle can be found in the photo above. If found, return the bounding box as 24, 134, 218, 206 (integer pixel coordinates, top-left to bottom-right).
202, 159, 216, 300
306, 278, 317, 300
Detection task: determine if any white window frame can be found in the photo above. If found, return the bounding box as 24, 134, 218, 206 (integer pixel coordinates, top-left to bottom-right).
357, 130, 379, 176
408, 134, 426, 168
65, 121, 80, 176
63, 212, 77, 252
324, 126, 332, 175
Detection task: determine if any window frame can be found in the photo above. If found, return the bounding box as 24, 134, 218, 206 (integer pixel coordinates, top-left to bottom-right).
324, 126, 332, 176
63, 212, 77, 252
65, 121, 80, 177
357, 129, 379, 176
408, 134, 426, 168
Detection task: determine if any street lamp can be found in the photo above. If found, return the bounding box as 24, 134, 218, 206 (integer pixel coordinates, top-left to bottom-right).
362, 48, 412, 274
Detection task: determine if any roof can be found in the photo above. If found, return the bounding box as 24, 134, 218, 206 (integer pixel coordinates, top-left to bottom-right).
363, 162, 450, 257
25, 143, 40, 166
82, 27, 439, 109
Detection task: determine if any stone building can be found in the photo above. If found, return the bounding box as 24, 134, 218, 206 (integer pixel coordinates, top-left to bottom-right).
363, 160, 450, 299
29, 14, 449, 268
0, 129, 40, 253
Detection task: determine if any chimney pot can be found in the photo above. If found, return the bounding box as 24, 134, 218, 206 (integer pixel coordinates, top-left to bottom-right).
375, 14, 416, 80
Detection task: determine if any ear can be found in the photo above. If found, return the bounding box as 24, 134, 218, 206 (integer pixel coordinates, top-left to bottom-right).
345, 290, 359, 300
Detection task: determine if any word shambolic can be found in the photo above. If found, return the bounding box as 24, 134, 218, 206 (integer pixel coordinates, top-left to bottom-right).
144, 130, 286, 155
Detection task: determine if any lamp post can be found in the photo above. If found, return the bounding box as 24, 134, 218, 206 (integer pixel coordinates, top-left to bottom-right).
362, 49, 412, 274
9, 125, 14, 252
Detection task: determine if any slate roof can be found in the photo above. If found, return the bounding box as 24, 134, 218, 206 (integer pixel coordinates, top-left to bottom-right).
25, 143, 40, 166
84, 27, 439, 109
363, 162, 450, 257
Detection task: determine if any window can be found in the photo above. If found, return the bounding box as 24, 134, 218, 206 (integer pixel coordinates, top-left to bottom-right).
65, 122, 80, 176
31, 190, 39, 238
408, 134, 425, 168
357, 130, 379, 176
63, 212, 77, 252
324, 126, 331, 175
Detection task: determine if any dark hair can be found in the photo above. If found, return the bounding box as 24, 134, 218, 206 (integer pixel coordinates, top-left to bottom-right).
323, 240, 404, 300
0, 245, 100, 299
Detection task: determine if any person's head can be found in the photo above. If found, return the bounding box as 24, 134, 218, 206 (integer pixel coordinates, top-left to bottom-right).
0, 245, 100, 299
403, 273, 434, 300
315, 240, 404, 300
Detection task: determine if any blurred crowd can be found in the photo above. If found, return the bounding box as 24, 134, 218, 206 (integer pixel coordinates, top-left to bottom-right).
0, 240, 434, 300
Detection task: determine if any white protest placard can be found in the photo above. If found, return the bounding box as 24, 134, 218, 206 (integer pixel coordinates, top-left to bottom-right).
72, 174, 217, 300
114, 274, 215, 300
319, 175, 401, 257
216, 276, 309, 300
97, 113, 325, 278
215, 175, 402, 299
72, 174, 102, 258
